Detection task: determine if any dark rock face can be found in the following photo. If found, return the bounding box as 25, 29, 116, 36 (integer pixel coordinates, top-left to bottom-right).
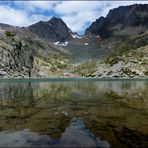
85, 4, 148, 38
85, 17, 105, 36
28, 17, 72, 42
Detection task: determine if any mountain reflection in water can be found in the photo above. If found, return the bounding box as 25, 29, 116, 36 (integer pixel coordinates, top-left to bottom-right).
0, 118, 109, 147
0, 79, 148, 147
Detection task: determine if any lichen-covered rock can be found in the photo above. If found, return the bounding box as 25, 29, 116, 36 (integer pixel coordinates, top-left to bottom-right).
0, 30, 34, 78
95, 45, 148, 78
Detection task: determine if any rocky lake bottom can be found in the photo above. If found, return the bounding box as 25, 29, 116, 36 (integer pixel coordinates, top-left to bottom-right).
0, 78, 147, 147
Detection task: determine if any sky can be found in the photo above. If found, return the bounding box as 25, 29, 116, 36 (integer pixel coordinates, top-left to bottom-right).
0, 1, 148, 34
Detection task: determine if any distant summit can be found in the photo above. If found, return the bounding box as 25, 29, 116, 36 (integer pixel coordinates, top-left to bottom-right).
28, 17, 73, 42
85, 4, 148, 38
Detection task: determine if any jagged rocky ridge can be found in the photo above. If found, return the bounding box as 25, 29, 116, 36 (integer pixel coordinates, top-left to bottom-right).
85, 4, 148, 38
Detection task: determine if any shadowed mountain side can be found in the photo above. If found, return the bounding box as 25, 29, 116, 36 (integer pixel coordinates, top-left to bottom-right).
28, 17, 73, 42
85, 4, 148, 38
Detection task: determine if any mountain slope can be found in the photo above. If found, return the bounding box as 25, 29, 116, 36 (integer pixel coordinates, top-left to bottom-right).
72, 4, 148, 77
0, 28, 71, 78
73, 32, 148, 77
85, 4, 148, 38
28, 17, 73, 42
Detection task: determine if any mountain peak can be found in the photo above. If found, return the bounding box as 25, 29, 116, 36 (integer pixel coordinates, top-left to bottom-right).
85, 4, 148, 38
50, 16, 62, 21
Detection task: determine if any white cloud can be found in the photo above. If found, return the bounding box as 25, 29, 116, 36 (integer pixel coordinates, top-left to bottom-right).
0, 5, 51, 27
0, 5, 29, 26
61, 10, 99, 33
54, 1, 103, 33
28, 1, 58, 10
29, 14, 51, 25
54, 1, 100, 15
13, 1, 60, 12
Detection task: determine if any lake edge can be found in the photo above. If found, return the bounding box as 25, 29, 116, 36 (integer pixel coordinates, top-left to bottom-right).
0, 77, 148, 83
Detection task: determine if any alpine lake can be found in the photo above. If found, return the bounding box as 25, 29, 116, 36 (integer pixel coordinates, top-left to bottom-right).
0, 78, 148, 147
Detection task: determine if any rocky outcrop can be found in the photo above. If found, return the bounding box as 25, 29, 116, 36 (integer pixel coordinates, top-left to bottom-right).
28, 17, 73, 42
72, 32, 148, 78
0, 30, 34, 78
0, 28, 71, 78
85, 4, 148, 38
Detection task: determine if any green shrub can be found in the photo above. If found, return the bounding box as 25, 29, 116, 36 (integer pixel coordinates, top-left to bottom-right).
5, 31, 15, 38
108, 56, 124, 66
143, 71, 148, 76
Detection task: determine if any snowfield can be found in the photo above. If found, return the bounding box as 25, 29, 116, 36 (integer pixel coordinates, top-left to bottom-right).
54, 41, 68, 46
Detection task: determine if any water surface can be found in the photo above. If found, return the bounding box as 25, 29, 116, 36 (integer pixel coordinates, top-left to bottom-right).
0, 79, 148, 147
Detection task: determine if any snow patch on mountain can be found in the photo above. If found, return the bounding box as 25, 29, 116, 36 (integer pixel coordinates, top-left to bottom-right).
71, 34, 82, 39
54, 41, 68, 46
